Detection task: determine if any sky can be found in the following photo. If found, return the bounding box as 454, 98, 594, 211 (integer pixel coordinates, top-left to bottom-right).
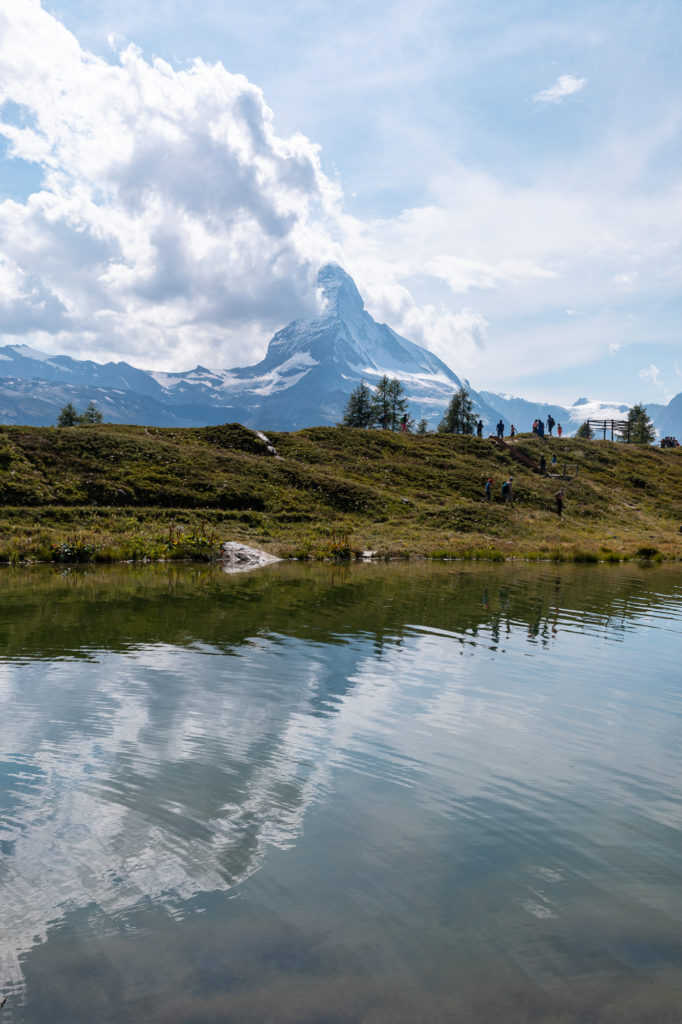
1, 0, 681, 405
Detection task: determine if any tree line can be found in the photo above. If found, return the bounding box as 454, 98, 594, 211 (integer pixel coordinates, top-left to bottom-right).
56, 401, 103, 426
342, 377, 477, 434
344, 378, 659, 443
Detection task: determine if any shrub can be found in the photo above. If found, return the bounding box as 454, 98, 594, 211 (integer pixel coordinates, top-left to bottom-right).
636, 545, 659, 558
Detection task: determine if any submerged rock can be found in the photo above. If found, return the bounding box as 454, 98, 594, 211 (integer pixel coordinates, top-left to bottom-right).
220, 542, 281, 573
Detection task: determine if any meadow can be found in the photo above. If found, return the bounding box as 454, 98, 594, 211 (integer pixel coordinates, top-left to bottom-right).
0, 422, 680, 563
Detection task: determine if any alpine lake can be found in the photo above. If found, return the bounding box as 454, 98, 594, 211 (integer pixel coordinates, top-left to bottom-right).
1, 559, 682, 1024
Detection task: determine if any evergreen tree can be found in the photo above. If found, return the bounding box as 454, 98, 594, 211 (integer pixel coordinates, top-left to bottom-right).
371, 375, 392, 428
575, 420, 593, 439
386, 377, 409, 430
627, 403, 655, 444
341, 380, 374, 427
81, 401, 103, 424
416, 418, 429, 435
56, 402, 80, 427
438, 385, 477, 434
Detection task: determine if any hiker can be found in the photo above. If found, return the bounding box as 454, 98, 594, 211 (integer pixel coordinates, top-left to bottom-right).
532, 419, 538, 434
557, 423, 563, 438
510, 424, 516, 438
539, 454, 547, 474
496, 419, 504, 439
501, 476, 514, 505
485, 477, 492, 501
546, 414, 555, 436
401, 413, 408, 432
551, 453, 557, 467
537, 419, 545, 438
477, 419, 483, 437
555, 487, 565, 517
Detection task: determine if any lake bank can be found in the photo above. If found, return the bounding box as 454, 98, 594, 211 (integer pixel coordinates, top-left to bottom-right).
1, 423, 681, 563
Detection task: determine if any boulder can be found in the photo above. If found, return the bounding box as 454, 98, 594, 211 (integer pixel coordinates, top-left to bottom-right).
220, 542, 281, 573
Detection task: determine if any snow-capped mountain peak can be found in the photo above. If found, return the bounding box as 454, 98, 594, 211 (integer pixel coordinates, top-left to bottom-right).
317, 263, 365, 323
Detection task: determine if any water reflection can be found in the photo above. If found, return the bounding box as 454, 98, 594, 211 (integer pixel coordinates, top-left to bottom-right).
1, 561, 682, 1022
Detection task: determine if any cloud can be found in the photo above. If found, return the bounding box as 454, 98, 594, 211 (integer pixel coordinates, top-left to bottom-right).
639, 362, 673, 401
613, 271, 638, 285
534, 74, 587, 105
0, 0, 341, 367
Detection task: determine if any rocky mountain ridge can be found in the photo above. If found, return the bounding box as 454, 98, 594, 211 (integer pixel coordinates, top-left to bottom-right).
0, 265, 679, 437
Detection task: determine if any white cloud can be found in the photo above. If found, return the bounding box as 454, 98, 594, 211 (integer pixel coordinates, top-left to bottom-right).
534, 74, 587, 105
639, 362, 673, 400
608, 341, 621, 354
613, 271, 638, 285
0, 0, 341, 367
639, 362, 661, 385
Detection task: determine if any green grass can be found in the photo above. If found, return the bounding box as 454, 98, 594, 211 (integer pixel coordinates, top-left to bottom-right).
1, 422, 682, 563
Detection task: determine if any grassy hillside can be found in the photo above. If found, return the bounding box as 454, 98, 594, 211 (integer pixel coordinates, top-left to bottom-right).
1, 422, 681, 563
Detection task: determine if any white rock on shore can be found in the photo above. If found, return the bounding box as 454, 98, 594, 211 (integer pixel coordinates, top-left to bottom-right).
220, 542, 281, 573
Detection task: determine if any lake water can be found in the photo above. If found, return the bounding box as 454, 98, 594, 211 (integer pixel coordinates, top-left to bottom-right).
1, 560, 682, 1023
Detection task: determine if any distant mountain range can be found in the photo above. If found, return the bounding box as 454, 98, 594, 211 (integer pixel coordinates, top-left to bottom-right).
0, 263, 680, 438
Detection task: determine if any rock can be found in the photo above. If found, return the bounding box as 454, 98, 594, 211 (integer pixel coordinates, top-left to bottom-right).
220, 542, 281, 573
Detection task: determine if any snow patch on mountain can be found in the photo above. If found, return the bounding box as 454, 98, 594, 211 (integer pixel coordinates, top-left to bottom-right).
567, 398, 629, 421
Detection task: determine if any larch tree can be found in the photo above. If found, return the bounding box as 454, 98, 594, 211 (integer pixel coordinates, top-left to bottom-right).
438, 385, 477, 435
341, 380, 374, 427
627, 403, 656, 444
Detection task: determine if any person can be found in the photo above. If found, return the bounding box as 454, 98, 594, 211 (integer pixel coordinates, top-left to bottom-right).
555, 487, 565, 517
510, 424, 516, 438
485, 477, 492, 501
557, 423, 563, 438
477, 419, 483, 437
537, 418, 545, 438
546, 414, 555, 436
532, 419, 538, 434
401, 413, 408, 432
539, 454, 546, 474
551, 453, 557, 467
496, 419, 504, 439
501, 475, 514, 504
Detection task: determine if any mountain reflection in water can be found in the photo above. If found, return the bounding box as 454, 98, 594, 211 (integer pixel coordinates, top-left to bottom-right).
1, 561, 681, 1024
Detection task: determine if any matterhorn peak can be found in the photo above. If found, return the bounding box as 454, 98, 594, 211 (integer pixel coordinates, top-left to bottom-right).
317, 263, 365, 321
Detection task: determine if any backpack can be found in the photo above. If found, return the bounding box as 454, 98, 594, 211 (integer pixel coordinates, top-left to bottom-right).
501, 481, 509, 496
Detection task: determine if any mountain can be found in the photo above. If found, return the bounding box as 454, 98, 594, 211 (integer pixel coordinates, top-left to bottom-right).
0, 265, 500, 430
217, 263, 501, 429
480, 393, 634, 438
647, 394, 682, 439
478, 392, 572, 435
0, 264, 681, 436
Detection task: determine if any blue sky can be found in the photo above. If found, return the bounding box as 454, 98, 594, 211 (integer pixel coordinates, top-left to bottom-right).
1, 0, 681, 404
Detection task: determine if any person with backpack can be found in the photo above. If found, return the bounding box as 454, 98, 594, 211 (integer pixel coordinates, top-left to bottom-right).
546, 414, 555, 436
501, 476, 514, 504
555, 487, 565, 517
484, 477, 493, 501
